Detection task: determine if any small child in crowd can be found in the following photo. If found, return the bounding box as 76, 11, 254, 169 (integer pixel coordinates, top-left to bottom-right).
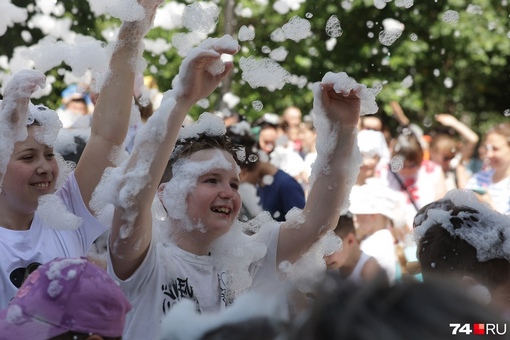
324, 213, 385, 284
348, 179, 408, 284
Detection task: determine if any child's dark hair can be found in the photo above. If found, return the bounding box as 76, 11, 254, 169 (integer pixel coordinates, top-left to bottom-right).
333, 213, 355, 239
290, 272, 504, 340
415, 200, 510, 290
225, 128, 260, 172
160, 133, 241, 184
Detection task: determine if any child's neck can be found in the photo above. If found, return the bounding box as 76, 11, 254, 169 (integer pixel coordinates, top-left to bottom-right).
339, 247, 362, 278
0, 205, 33, 231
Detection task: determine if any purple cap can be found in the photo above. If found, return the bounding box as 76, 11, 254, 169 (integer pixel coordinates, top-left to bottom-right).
0, 257, 132, 339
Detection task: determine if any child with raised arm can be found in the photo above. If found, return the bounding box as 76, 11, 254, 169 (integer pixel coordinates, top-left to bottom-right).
103, 35, 371, 338
0, 0, 162, 308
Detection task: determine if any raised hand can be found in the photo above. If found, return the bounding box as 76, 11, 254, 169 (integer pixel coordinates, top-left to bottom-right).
320, 84, 362, 127
173, 36, 239, 108
313, 72, 364, 128
435, 113, 459, 127
0, 69, 45, 124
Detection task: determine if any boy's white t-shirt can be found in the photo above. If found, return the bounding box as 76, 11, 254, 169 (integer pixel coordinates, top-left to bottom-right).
0, 172, 107, 308
346, 251, 372, 285
360, 229, 397, 284
109, 221, 280, 340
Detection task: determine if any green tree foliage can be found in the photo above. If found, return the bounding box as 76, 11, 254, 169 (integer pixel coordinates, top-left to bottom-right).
0, 0, 508, 136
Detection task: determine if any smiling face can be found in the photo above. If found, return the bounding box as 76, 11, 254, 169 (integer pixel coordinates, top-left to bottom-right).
183, 149, 242, 237
0, 126, 58, 217
484, 132, 510, 173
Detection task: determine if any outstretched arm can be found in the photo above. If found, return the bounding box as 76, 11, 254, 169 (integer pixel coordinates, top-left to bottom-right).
75, 0, 163, 211
109, 37, 238, 280
277, 73, 364, 264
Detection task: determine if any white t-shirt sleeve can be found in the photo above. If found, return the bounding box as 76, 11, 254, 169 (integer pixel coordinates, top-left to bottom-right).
56, 171, 107, 253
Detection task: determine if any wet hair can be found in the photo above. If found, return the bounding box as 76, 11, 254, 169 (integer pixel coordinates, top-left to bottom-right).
225, 128, 260, 172
391, 131, 423, 164
415, 199, 510, 290
160, 133, 241, 184
332, 213, 355, 239
291, 272, 505, 340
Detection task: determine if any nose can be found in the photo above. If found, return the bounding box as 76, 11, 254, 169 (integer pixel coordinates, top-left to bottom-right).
219, 184, 235, 200
36, 158, 53, 175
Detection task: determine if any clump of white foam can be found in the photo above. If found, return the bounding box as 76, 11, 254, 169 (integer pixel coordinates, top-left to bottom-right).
242, 211, 274, 235
284, 207, 306, 228
269, 48, 288, 63
105, 0, 145, 22
182, 3, 219, 34
279, 230, 341, 292
177, 112, 226, 141
325, 15, 343, 38
210, 220, 268, 297
238, 25, 255, 41
54, 128, 90, 159
239, 56, 290, 90
29, 104, 62, 147
442, 10, 460, 24
160, 290, 286, 340
5, 304, 23, 324
281, 16, 311, 42
54, 153, 75, 191
45, 258, 86, 298
413, 189, 510, 262
37, 194, 82, 230
0, 2, 27, 36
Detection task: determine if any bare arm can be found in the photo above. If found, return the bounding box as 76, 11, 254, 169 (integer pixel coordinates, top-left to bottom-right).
75, 0, 162, 211
435, 113, 479, 163
109, 40, 238, 280
277, 75, 363, 264
390, 101, 410, 126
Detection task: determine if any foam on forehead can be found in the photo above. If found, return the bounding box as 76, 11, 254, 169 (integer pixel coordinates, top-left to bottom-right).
413, 189, 510, 262
177, 112, 226, 141
28, 103, 62, 147
163, 149, 238, 231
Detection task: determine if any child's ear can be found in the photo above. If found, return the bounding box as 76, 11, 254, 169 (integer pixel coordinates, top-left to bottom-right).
346, 232, 356, 245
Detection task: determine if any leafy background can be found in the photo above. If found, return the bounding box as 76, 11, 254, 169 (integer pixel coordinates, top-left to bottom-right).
1, 0, 508, 137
